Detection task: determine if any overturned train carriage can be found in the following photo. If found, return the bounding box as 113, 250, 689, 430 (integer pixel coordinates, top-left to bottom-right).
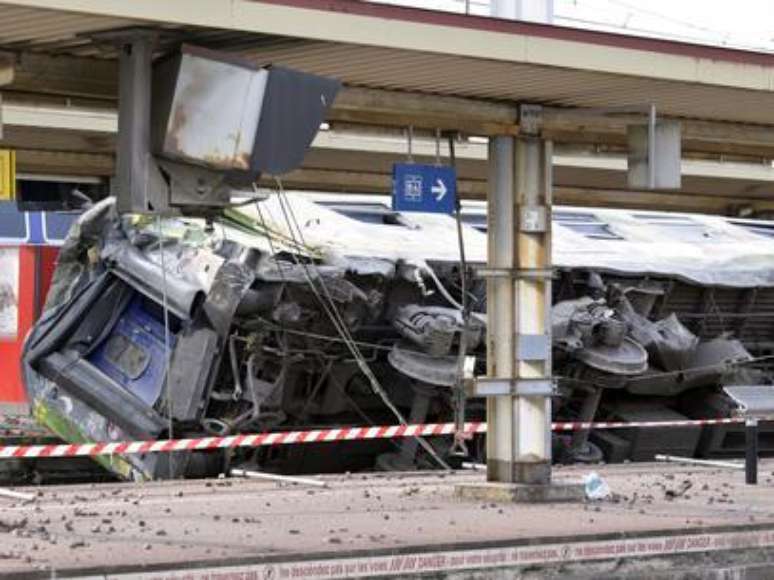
21, 194, 774, 480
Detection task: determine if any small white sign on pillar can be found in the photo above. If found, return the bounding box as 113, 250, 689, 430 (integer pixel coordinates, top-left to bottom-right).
627, 120, 682, 190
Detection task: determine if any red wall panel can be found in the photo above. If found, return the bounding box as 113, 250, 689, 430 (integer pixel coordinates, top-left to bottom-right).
0, 246, 59, 404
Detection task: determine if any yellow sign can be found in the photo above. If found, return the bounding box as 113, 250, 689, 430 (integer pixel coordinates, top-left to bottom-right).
0, 149, 15, 200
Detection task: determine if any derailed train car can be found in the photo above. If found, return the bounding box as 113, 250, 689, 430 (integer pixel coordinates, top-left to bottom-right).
21, 193, 774, 480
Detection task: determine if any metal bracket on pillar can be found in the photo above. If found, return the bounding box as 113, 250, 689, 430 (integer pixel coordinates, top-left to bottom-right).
515, 333, 551, 361
475, 267, 553, 280
471, 377, 555, 397
518, 104, 543, 136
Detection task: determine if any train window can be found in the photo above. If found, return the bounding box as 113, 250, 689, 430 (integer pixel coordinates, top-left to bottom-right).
43, 212, 79, 243
103, 333, 151, 381
554, 211, 622, 240
0, 202, 28, 242
461, 214, 487, 232
633, 213, 719, 242
317, 201, 408, 227
728, 219, 774, 239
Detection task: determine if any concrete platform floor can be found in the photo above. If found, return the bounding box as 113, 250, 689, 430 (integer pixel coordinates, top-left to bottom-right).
2, 460, 774, 578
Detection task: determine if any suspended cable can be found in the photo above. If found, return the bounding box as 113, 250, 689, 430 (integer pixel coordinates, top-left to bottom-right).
270, 180, 451, 470
155, 215, 175, 479
448, 133, 471, 456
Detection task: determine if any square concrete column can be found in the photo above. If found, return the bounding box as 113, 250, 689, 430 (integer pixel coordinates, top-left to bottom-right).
457, 111, 583, 502
457, 106, 584, 502
484, 131, 553, 485
115, 31, 155, 215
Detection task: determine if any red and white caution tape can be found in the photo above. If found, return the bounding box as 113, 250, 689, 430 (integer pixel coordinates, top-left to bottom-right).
0, 417, 746, 459
0, 423, 484, 459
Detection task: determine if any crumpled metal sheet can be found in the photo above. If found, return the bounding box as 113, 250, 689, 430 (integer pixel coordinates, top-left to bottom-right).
22, 199, 260, 480
242, 195, 774, 288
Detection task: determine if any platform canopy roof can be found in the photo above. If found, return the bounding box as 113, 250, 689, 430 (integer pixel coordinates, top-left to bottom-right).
2, 0, 774, 213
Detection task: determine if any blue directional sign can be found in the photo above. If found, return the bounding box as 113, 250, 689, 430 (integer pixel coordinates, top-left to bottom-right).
392, 163, 456, 214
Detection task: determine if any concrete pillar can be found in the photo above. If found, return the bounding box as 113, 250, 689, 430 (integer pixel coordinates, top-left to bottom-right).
456, 110, 584, 502
110, 29, 167, 215
115, 31, 155, 214
485, 118, 553, 485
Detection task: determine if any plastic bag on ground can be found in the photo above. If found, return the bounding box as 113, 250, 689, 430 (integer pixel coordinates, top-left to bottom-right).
584, 471, 611, 500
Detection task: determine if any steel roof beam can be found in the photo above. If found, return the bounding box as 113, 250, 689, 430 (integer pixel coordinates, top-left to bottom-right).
7, 149, 774, 215
5, 51, 774, 155
4, 103, 774, 214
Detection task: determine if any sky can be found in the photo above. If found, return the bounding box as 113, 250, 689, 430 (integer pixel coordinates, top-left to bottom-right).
369, 0, 774, 52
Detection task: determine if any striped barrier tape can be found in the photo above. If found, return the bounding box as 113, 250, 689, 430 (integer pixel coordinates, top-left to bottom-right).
0, 417, 748, 459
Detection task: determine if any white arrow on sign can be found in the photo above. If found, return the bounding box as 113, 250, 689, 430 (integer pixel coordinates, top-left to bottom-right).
431, 178, 447, 202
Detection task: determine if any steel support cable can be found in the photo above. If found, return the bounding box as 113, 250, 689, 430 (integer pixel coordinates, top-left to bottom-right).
155, 216, 175, 479
449, 134, 470, 455
272, 188, 405, 408
274, 189, 400, 401
271, 180, 450, 470
272, 189, 433, 447
251, 182, 290, 284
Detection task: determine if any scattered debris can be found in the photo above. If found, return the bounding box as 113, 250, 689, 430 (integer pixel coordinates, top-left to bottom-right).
584, 472, 611, 500
655, 455, 744, 470
230, 469, 328, 488
0, 488, 35, 502
0, 517, 28, 533
664, 481, 693, 500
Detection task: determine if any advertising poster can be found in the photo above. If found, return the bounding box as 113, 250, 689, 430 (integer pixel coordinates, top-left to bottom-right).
0, 247, 19, 339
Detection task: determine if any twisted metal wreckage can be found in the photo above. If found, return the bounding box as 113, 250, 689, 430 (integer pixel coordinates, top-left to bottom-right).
19, 188, 774, 480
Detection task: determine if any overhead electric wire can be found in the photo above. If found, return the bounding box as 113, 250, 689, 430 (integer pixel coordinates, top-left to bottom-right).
603, 0, 734, 38
555, 0, 772, 51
